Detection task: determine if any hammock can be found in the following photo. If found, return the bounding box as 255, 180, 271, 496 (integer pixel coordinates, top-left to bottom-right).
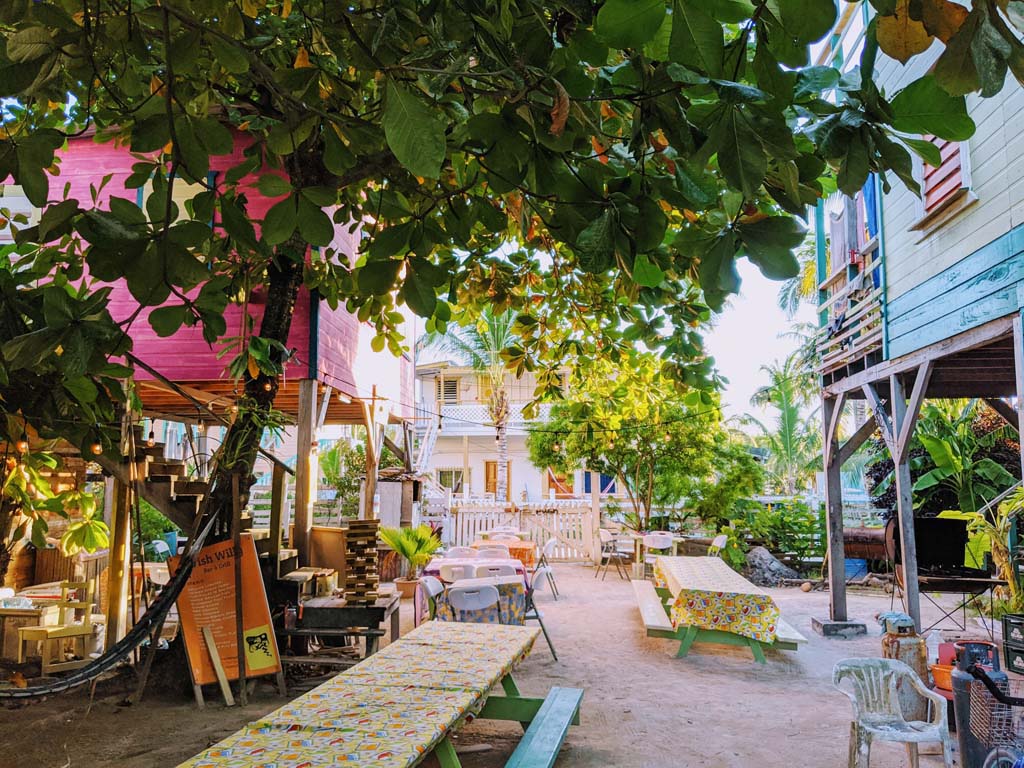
0, 514, 217, 700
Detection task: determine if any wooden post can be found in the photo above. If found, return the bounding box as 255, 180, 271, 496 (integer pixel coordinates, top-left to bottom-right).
890, 373, 922, 630
294, 379, 317, 566
590, 470, 602, 566
362, 387, 380, 519
104, 477, 131, 649
821, 397, 848, 622
462, 435, 470, 498
268, 462, 286, 563
231, 473, 247, 706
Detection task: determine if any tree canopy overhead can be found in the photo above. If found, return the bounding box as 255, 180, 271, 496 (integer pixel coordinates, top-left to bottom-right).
0, 0, 1003, 523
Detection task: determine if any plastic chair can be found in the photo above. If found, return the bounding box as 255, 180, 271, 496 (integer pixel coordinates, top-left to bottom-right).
476, 563, 518, 578
532, 538, 560, 599
833, 658, 953, 768
420, 576, 445, 620
146, 539, 172, 563
595, 529, 628, 580
525, 566, 557, 659
447, 584, 502, 623
707, 534, 729, 557
642, 532, 674, 566
477, 545, 511, 558
444, 546, 477, 558
488, 533, 520, 542
439, 563, 476, 582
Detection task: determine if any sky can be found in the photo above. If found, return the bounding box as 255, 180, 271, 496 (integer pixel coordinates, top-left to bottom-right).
704, 260, 815, 427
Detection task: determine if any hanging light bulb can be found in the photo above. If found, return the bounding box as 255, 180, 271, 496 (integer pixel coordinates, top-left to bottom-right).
552, 442, 561, 452
262, 380, 273, 392
15, 433, 29, 454
147, 430, 156, 448
90, 439, 103, 456
230, 403, 239, 414
336, 392, 352, 404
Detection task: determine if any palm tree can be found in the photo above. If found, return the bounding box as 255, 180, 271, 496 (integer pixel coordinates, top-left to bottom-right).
743, 350, 821, 495
777, 234, 819, 320
423, 308, 515, 501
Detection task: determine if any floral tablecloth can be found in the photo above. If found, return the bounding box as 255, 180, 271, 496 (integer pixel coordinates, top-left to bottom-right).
653, 556, 780, 644
432, 575, 526, 625
179, 622, 539, 768
471, 539, 537, 567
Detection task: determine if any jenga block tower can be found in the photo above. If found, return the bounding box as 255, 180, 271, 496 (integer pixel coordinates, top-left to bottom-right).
344, 519, 380, 604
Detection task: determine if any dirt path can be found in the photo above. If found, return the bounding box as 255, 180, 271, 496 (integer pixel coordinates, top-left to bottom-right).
1, 564, 968, 767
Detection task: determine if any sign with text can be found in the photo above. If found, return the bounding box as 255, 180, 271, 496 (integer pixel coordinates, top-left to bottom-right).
170, 535, 281, 686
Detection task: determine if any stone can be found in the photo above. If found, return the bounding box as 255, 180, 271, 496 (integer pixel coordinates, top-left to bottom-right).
812, 616, 868, 638
743, 546, 799, 587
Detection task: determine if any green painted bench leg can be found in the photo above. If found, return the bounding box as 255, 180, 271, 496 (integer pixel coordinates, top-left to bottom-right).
747, 637, 767, 664
434, 736, 462, 768
675, 626, 698, 658
501, 673, 521, 697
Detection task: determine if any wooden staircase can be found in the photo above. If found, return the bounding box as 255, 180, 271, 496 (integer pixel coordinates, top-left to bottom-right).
92, 426, 298, 579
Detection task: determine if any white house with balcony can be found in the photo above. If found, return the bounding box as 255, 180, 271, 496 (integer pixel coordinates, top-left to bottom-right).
414, 361, 592, 501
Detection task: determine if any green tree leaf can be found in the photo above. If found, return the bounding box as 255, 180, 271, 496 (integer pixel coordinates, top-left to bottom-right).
632, 253, 666, 288
574, 210, 616, 273
400, 260, 439, 317
296, 196, 334, 246
263, 196, 298, 245
715, 109, 767, 198
737, 216, 804, 279
149, 304, 188, 337
777, 0, 838, 44
7, 27, 53, 62
890, 75, 976, 140
595, 0, 667, 49
670, 0, 724, 78
383, 80, 446, 179
257, 174, 292, 198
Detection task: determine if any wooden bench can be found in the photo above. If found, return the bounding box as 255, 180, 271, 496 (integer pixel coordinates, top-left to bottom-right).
632, 579, 807, 663
504, 687, 584, 768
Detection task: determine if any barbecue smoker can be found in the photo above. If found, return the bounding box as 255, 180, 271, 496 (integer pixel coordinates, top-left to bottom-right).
886, 517, 1004, 631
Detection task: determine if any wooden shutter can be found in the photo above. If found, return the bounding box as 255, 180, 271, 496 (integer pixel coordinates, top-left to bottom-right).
435, 377, 459, 403
922, 136, 964, 215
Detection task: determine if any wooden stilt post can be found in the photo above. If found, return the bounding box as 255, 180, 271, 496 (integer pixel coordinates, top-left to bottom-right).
268, 462, 286, 564
362, 386, 381, 520
294, 379, 316, 566
822, 396, 848, 622
105, 477, 131, 649
590, 470, 602, 567
889, 373, 922, 630
231, 473, 247, 706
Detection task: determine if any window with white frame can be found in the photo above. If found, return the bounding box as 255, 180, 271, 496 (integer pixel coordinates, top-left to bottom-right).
435, 377, 459, 404
911, 135, 974, 233
436, 467, 467, 493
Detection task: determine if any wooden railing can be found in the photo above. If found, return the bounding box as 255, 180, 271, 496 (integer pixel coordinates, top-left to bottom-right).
817, 241, 884, 375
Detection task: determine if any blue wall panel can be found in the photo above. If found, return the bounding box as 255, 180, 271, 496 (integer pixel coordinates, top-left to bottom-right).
886, 223, 1024, 359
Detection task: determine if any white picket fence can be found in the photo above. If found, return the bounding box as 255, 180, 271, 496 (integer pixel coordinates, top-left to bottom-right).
439, 501, 598, 563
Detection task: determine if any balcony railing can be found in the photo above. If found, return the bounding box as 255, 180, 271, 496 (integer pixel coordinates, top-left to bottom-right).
816, 238, 884, 375
413, 402, 555, 435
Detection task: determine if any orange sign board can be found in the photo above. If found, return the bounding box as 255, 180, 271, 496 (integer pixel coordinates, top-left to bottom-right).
170, 535, 281, 686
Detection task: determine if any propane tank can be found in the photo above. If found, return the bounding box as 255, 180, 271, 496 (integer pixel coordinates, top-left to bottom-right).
879, 612, 930, 721
952, 640, 1006, 768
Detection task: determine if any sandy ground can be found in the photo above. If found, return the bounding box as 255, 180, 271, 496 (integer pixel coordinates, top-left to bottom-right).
1, 564, 980, 768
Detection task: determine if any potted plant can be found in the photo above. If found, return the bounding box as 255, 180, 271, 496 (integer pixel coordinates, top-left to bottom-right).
378, 524, 442, 598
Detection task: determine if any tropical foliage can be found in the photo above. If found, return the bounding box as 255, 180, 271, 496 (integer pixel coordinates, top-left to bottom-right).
0, 0, 1001, 536
527, 353, 759, 529
378, 524, 442, 579
742, 350, 820, 495
867, 400, 1021, 516
423, 308, 516, 501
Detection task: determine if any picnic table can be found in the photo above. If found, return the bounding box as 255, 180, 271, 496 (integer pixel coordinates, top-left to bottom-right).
422, 556, 528, 582
178, 622, 582, 768
471, 538, 537, 567
632, 556, 806, 663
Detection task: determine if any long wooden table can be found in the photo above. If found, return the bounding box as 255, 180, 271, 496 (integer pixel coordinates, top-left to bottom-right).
178, 622, 562, 768
636, 556, 806, 663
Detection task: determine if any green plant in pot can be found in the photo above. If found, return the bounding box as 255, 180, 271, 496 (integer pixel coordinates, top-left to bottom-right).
378, 525, 442, 598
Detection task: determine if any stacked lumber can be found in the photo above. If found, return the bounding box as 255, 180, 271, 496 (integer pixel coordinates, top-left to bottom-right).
343, 520, 379, 604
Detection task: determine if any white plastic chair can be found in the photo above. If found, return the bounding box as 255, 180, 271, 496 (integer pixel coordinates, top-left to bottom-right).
488, 533, 520, 542
439, 563, 476, 582
477, 545, 511, 558
532, 538, 560, 599
419, 576, 445, 621
833, 658, 953, 768
444, 546, 477, 558
447, 584, 502, 623
595, 528, 628, 580
475, 563, 517, 578
642, 532, 674, 568
147, 539, 172, 562
526, 566, 557, 659
707, 534, 729, 557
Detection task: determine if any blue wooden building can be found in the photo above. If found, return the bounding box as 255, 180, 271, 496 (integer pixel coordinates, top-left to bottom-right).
814, 4, 1024, 630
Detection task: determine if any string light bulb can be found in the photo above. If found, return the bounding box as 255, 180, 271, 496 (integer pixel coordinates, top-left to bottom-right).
90, 439, 103, 456
552, 442, 561, 452
147, 430, 156, 448
230, 404, 239, 414
262, 380, 273, 392
336, 392, 352, 404
15, 433, 29, 454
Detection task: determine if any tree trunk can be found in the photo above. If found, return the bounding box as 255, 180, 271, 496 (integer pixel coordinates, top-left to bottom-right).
204, 246, 305, 536
490, 387, 510, 503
